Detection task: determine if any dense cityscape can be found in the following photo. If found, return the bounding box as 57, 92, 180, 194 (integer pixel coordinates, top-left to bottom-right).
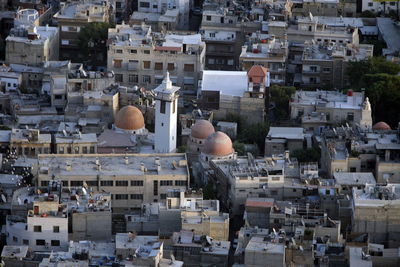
0, 0, 399, 266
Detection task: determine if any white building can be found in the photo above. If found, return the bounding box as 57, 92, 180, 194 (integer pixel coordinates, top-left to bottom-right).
361, 0, 399, 15
154, 72, 179, 153
6, 198, 69, 252
0, 70, 22, 92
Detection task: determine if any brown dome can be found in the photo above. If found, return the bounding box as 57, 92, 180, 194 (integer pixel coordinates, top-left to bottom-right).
191, 120, 215, 139
203, 131, 234, 156
373, 121, 391, 131
115, 106, 145, 131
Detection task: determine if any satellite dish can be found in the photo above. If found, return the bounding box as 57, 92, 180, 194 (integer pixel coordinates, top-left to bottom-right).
1, 194, 6, 203
206, 236, 213, 245
170, 254, 175, 263
82, 187, 87, 195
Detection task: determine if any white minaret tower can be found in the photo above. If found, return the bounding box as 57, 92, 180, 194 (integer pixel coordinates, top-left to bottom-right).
154, 72, 180, 153
360, 97, 372, 131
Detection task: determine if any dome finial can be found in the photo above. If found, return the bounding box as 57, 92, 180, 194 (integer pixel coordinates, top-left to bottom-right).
162, 71, 172, 90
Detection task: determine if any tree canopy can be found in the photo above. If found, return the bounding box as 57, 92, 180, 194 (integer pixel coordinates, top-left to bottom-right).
270, 85, 296, 120
347, 57, 400, 128
78, 22, 110, 65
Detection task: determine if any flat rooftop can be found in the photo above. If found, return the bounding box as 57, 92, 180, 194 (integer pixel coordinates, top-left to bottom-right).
353, 184, 400, 205
333, 172, 376, 186
291, 90, 363, 110
245, 236, 285, 254
267, 127, 304, 140
115, 233, 159, 250
1, 246, 29, 258
201, 70, 248, 97
37, 153, 188, 177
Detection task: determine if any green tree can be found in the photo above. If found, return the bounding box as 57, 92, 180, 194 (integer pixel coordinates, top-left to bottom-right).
78, 22, 110, 65
233, 141, 245, 156
347, 57, 400, 128
292, 148, 321, 163
270, 85, 296, 120
203, 181, 216, 200
238, 122, 269, 155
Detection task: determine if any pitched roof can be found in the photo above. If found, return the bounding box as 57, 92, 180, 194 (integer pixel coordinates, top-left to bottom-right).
247, 65, 268, 77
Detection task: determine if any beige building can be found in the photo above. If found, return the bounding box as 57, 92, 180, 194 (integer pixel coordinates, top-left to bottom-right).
245, 236, 285, 267
352, 184, 400, 246
5, 25, 59, 65
36, 153, 189, 212
10, 128, 51, 157
54, 132, 98, 154
107, 23, 205, 96
264, 127, 305, 156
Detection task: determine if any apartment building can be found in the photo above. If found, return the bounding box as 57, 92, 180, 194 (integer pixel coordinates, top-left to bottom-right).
37, 153, 190, 212
240, 35, 288, 85
107, 24, 205, 96
264, 127, 305, 156
54, 1, 111, 61
10, 128, 51, 157
299, 41, 373, 89
6, 198, 69, 252
291, 0, 339, 17
54, 131, 98, 154
352, 184, 400, 246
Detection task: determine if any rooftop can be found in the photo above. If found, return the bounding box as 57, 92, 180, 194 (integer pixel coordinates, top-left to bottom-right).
37, 153, 188, 177
201, 70, 248, 97
353, 184, 400, 204
291, 90, 364, 110
6, 26, 58, 45
115, 233, 159, 250
333, 172, 376, 186
1, 246, 29, 258
267, 127, 305, 140
245, 236, 285, 254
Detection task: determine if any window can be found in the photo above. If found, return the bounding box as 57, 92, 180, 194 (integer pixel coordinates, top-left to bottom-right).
153, 180, 158, 196
101, 180, 114, 186
41, 181, 49, 187
323, 67, 331, 72
350, 167, 357, 172
160, 194, 167, 200
143, 61, 151, 69
143, 75, 151, 83
113, 59, 122, 68
129, 74, 138, 83
53, 226, 60, 233
155, 62, 163, 70
90, 146, 95, 153
36, 239, 45, 246
61, 39, 69, 45
227, 59, 234, 65
160, 180, 173, 186
13, 236, 18, 242
34, 225, 42, 232
130, 49, 137, 54
23, 239, 29, 245
115, 49, 123, 54
131, 180, 144, 186
184, 64, 194, 72
51, 240, 60, 246
131, 194, 143, 200
208, 58, 215, 64
167, 63, 175, 71
116, 180, 128, 186
115, 194, 128, 200
160, 100, 166, 114
82, 147, 88, 153
86, 181, 98, 186
139, 2, 150, 8
270, 190, 278, 195
62, 181, 68, 186
175, 180, 187, 186
71, 181, 83, 186
390, 1, 395, 5
115, 74, 123, 82
209, 32, 215, 38
143, 50, 150, 54
206, 15, 211, 21
153, 4, 158, 8
347, 112, 354, 121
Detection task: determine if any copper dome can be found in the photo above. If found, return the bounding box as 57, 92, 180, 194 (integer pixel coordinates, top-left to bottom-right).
372, 121, 391, 131
202, 131, 234, 156
115, 106, 145, 131
191, 120, 215, 139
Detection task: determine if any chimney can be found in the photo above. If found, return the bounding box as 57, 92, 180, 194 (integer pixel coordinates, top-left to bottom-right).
124, 156, 129, 165
140, 162, 145, 172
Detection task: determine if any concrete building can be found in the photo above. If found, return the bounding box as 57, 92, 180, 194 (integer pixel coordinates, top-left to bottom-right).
36, 153, 189, 211
244, 236, 285, 267
107, 23, 205, 96
136, 0, 190, 29
54, 131, 98, 154
0, 68, 22, 92
54, 1, 111, 62
352, 184, 400, 246
198, 66, 269, 124
240, 35, 288, 85
166, 230, 230, 267
333, 172, 376, 195
265, 127, 305, 156
10, 128, 51, 157
291, 0, 339, 17
6, 24, 59, 65
361, 0, 400, 15
6, 197, 69, 252
290, 90, 371, 129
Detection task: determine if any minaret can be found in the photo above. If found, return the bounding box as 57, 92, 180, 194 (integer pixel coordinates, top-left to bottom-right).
360, 97, 372, 131
154, 72, 180, 153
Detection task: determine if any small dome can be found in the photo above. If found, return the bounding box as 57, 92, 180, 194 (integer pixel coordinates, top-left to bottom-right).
203, 131, 234, 157
372, 121, 391, 131
115, 106, 145, 131
191, 120, 215, 139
